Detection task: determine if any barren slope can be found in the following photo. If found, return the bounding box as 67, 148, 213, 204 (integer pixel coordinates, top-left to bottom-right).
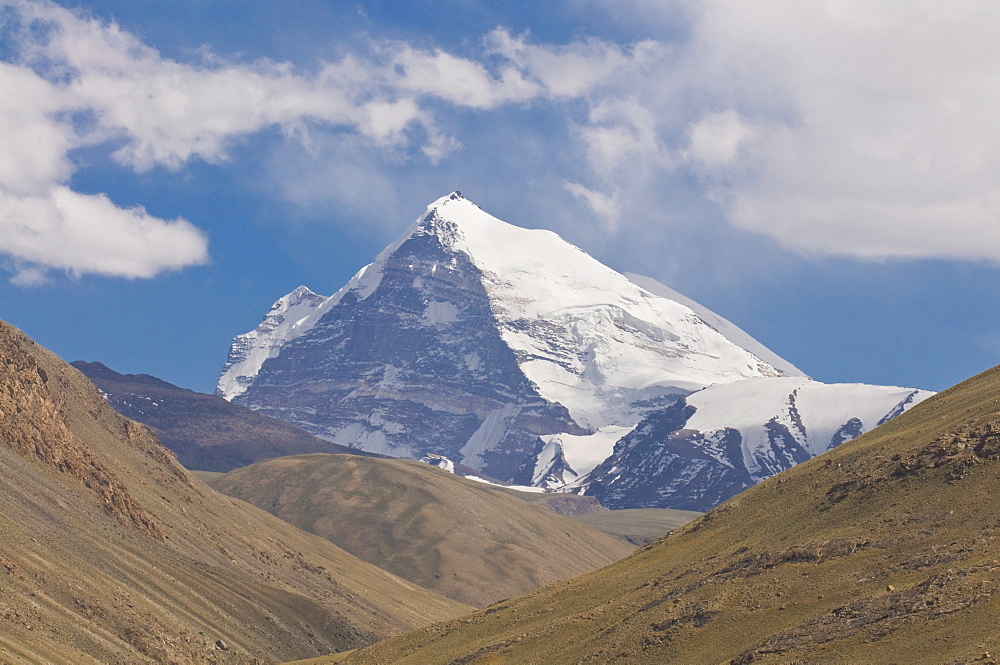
332, 362, 1000, 664
0, 321, 468, 665
209, 454, 635, 607
569, 508, 703, 546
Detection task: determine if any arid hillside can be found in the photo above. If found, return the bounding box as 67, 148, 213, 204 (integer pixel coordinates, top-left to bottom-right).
330, 362, 1000, 664
209, 454, 636, 607
0, 321, 469, 664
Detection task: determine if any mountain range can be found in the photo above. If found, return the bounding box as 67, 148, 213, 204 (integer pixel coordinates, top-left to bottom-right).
72, 361, 386, 472
0, 189, 985, 664
219, 192, 931, 509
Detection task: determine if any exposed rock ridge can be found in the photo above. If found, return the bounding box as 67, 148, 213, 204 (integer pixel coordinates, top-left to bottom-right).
0, 324, 163, 539
75, 360, 387, 472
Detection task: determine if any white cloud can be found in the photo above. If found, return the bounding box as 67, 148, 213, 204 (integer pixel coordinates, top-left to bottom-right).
579, 98, 670, 175
10, 0, 995, 281
563, 181, 620, 232
17, 1, 429, 170
389, 45, 540, 109
684, 110, 757, 170
0, 63, 77, 196
0, 58, 209, 281
581, 0, 1000, 262
0, 187, 208, 280
486, 28, 665, 99
671, 1, 1000, 260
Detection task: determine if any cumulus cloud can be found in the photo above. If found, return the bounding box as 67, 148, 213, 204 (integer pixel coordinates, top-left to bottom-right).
0, 63, 76, 196
678, 1, 1000, 261
0, 187, 209, 282
13, 1, 428, 170
0, 1, 660, 282
388, 45, 540, 109
574, 0, 1000, 262
9, 0, 992, 282
0, 55, 211, 283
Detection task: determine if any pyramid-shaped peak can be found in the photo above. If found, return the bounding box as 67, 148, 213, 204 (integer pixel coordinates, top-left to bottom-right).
406, 190, 569, 257
417, 191, 498, 233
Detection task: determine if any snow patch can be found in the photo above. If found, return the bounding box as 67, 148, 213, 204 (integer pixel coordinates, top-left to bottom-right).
459, 403, 520, 469
422, 299, 459, 325
683, 377, 935, 481
421, 454, 455, 473
462, 475, 547, 493
533, 425, 636, 488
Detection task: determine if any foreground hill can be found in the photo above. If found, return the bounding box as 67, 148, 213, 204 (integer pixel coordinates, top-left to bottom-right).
0, 322, 468, 664
209, 454, 636, 607
72, 361, 385, 472
332, 362, 1000, 663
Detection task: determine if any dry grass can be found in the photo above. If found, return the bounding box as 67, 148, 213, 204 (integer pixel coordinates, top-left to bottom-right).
569, 507, 703, 545
209, 454, 636, 607
324, 362, 1000, 664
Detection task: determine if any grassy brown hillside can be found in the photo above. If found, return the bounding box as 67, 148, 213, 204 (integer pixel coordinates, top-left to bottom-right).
72, 360, 387, 472
0, 321, 469, 664
208, 454, 636, 607
327, 362, 1000, 664
569, 507, 703, 546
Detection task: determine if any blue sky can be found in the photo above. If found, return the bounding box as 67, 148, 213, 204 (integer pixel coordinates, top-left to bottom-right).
1, 0, 998, 394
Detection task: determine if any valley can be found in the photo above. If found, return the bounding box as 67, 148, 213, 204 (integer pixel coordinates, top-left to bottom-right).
204, 453, 635, 607
1, 2, 993, 663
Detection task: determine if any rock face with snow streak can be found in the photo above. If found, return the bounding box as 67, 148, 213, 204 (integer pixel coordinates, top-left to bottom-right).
218, 286, 327, 401
585, 378, 934, 511
220, 192, 798, 481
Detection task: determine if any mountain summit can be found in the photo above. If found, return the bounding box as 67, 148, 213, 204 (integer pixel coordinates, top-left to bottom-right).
218, 193, 804, 481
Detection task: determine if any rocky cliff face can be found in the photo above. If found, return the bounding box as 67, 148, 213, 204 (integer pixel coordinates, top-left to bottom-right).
223, 192, 794, 482
218, 285, 328, 401
232, 210, 581, 481
2, 328, 165, 539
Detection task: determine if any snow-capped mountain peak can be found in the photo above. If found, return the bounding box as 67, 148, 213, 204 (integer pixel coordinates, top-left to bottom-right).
584, 377, 934, 510
390, 192, 793, 429
220, 193, 824, 483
